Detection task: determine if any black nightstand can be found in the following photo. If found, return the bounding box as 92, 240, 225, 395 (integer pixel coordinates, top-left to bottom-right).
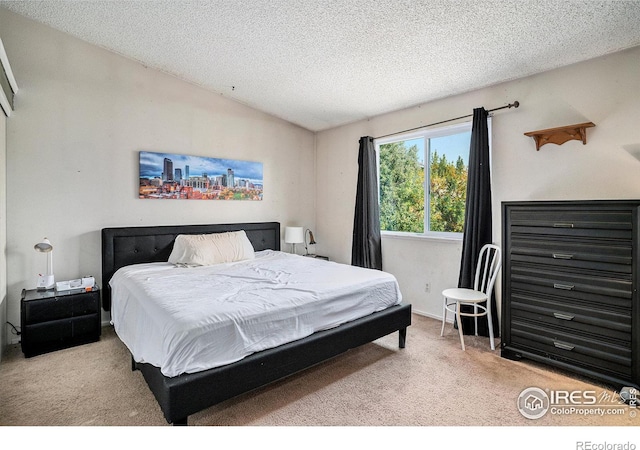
20, 286, 101, 357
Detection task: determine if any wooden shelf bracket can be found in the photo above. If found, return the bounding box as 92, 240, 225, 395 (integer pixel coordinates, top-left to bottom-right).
524, 122, 595, 151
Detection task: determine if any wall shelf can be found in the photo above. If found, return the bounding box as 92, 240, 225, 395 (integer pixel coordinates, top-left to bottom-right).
524, 122, 595, 151
0, 36, 18, 117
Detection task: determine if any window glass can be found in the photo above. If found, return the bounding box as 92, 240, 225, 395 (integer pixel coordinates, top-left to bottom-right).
378, 138, 425, 233
377, 122, 474, 236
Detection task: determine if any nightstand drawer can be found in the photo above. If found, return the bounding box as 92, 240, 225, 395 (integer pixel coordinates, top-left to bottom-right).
25, 317, 74, 343
72, 292, 100, 316
23, 291, 100, 324
24, 314, 99, 342
21, 314, 100, 356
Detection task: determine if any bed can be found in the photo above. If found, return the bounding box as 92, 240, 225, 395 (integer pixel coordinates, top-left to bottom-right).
101, 222, 412, 425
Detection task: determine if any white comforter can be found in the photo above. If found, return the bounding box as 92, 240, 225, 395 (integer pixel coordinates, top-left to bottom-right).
109, 250, 402, 377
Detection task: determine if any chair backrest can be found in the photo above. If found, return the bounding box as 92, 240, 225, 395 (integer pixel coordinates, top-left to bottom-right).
474, 244, 502, 299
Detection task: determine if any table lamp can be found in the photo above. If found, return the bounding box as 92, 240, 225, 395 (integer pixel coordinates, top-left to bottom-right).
34, 238, 54, 291
304, 228, 317, 256
284, 227, 304, 254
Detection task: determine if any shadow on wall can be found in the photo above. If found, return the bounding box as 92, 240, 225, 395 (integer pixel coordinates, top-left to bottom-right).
622, 143, 640, 162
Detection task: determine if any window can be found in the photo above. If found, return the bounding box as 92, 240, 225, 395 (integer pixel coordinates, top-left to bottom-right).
376, 121, 478, 237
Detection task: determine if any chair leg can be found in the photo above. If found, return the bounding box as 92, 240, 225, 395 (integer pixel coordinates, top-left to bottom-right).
456, 301, 466, 351
440, 296, 447, 337
487, 304, 495, 351
474, 303, 479, 337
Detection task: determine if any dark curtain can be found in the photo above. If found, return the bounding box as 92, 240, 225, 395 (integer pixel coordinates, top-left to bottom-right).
457, 107, 498, 336
351, 136, 383, 270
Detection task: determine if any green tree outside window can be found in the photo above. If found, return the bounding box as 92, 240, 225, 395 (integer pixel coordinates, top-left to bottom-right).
379, 138, 468, 234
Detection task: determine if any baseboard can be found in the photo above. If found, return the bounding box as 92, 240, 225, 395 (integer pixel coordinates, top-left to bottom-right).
412, 308, 453, 323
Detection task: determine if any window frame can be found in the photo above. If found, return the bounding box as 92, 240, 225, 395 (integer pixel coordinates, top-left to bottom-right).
375, 120, 484, 240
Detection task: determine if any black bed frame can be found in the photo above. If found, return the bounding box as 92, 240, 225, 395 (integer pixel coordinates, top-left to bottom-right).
101, 222, 412, 425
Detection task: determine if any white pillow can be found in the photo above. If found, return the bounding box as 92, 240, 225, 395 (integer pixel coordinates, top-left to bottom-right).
168, 230, 255, 266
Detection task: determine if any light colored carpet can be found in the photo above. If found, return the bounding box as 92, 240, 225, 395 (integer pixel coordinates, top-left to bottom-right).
0, 314, 636, 430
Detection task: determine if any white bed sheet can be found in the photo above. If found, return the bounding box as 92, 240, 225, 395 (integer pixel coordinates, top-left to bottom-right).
109, 250, 402, 377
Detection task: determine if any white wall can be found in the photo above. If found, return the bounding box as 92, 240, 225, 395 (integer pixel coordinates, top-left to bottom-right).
316, 46, 640, 321
0, 9, 316, 342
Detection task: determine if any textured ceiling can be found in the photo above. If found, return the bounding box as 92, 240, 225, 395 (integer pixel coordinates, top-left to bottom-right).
2, 0, 640, 131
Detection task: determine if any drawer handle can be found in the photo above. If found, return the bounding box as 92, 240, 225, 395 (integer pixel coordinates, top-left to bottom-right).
553, 341, 575, 351
553, 312, 575, 321
553, 223, 574, 228
553, 283, 575, 291
552, 253, 574, 260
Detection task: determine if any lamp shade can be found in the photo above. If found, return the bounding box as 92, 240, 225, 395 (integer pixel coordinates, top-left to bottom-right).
284, 227, 304, 244
34, 238, 53, 253
306, 229, 316, 245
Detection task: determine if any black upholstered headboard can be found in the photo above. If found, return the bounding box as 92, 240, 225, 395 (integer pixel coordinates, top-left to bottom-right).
101, 222, 280, 311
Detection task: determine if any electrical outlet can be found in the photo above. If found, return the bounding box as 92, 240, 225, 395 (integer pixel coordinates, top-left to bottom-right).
425, 282, 431, 293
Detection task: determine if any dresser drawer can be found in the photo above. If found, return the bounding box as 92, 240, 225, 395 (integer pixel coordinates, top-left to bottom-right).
510, 291, 631, 342
511, 264, 632, 307
509, 236, 632, 274
508, 208, 632, 240
511, 320, 632, 378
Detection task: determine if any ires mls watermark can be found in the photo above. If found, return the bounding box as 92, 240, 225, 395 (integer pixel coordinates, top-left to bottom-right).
517, 386, 638, 420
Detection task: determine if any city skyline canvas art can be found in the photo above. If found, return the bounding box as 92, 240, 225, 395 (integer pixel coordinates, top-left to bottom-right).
139, 151, 263, 200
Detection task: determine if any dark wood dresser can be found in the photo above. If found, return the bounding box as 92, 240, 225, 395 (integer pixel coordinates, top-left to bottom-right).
501, 200, 639, 389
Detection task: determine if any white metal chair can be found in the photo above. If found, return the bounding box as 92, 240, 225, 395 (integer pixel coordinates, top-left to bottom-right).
441, 244, 501, 351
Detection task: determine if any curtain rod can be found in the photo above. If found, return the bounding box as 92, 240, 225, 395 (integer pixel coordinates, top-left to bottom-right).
374, 101, 520, 140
